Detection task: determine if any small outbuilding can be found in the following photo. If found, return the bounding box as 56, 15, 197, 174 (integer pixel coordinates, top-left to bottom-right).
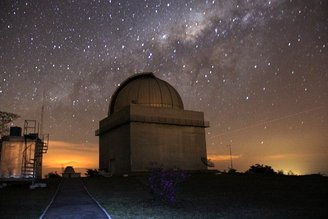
0, 122, 48, 179
62, 166, 80, 178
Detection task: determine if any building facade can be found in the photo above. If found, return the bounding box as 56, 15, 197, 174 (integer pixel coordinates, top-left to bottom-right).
96, 73, 209, 174
0, 123, 48, 179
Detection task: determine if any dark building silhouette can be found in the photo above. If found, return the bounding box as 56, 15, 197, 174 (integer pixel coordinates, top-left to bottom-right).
96, 72, 209, 174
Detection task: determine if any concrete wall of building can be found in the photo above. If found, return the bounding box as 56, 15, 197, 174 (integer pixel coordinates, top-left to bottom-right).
0, 136, 43, 179
0, 137, 24, 177
99, 123, 131, 174
130, 122, 207, 171
62, 172, 81, 178
129, 104, 208, 127
98, 105, 208, 174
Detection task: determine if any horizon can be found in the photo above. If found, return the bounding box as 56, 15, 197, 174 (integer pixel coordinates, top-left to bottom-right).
38, 139, 327, 176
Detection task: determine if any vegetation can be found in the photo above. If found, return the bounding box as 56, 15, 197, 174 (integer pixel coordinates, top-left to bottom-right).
84, 173, 328, 219
1, 172, 327, 218
246, 163, 276, 175
227, 168, 237, 174
85, 168, 100, 177
0, 179, 60, 218
45, 171, 62, 179
148, 165, 188, 204
0, 111, 20, 136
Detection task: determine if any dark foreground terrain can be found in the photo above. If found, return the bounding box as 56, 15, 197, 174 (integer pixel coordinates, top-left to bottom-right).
0, 174, 327, 218
84, 173, 328, 219
0, 179, 60, 219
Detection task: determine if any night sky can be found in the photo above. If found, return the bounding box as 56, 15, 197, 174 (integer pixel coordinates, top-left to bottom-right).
1, 0, 327, 175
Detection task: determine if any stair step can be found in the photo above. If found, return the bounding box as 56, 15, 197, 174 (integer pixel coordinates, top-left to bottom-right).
24, 166, 34, 168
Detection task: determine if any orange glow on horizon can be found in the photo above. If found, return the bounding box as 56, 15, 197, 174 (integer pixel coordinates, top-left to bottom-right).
207, 154, 242, 161
207, 150, 328, 175
42, 140, 326, 176
43, 140, 98, 169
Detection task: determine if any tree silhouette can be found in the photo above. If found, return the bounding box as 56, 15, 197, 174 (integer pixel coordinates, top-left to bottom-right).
0, 111, 20, 136
45, 171, 61, 178
246, 164, 276, 175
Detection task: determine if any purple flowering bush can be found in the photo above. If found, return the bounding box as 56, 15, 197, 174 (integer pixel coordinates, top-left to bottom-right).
148, 165, 188, 204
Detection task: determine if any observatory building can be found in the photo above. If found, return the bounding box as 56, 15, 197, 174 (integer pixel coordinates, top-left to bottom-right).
96, 73, 209, 174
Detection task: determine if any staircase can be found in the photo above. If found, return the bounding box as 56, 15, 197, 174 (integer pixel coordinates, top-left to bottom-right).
22, 159, 35, 178
41, 134, 49, 154
21, 134, 49, 178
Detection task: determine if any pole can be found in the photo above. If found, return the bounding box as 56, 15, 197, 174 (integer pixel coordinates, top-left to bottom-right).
40, 91, 45, 136
227, 144, 233, 169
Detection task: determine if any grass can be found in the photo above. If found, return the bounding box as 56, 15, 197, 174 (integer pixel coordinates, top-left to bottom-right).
0, 179, 60, 219
0, 174, 327, 218
84, 173, 328, 219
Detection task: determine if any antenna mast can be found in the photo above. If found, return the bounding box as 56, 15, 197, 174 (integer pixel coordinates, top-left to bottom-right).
40, 91, 45, 136
226, 144, 233, 170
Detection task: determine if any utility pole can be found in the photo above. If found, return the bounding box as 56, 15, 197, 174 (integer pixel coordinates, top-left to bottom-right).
226, 144, 233, 170
40, 91, 45, 136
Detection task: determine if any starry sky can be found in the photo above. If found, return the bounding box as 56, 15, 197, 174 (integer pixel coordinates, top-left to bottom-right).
1, 0, 327, 175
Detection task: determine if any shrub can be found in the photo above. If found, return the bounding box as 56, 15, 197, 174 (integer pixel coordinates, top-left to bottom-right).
148, 165, 188, 204
287, 170, 295, 176
45, 171, 61, 179
246, 164, 276, 175
227, 168, 237, 174
85, 169, 99, 177
277, 170, 285, 175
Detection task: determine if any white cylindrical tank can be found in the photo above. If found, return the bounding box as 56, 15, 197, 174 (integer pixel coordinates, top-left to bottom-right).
0, 137, 24, 178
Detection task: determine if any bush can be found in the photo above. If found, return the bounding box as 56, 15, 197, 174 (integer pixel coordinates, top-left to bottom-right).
85, 169, 99, 177
148, 165, 188, 204
227, 168, 237, 174
246, 164, 276, 175
45, 171, 61, 179
277, 170, 285, 175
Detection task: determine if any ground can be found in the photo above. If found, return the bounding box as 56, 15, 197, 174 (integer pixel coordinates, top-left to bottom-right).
0, 179, 60, 219
0, 174, 327, 218
84, 173, 328, 219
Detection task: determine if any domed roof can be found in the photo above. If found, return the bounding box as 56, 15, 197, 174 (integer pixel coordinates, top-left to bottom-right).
109, 73, 184, 115
63, 166, 76, 173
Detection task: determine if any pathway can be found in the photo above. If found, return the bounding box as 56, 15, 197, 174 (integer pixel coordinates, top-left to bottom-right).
40, 178, 110, 219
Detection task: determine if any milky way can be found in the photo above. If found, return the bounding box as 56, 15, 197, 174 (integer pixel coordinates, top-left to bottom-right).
1, 0, 327, 174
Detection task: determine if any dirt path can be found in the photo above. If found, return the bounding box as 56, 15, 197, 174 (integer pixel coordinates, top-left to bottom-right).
40, 178, 110, 219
